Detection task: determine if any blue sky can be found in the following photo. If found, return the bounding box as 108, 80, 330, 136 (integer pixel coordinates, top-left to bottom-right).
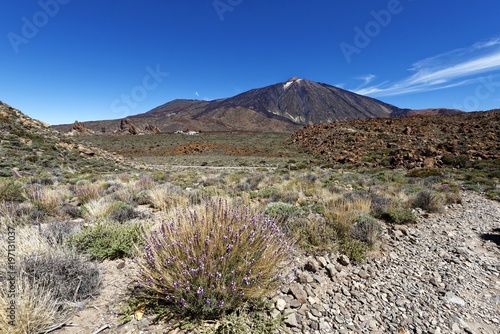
1, 0, 499, 125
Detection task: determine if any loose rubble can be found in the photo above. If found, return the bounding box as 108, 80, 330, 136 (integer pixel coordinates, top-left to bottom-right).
273, 191, 500, 333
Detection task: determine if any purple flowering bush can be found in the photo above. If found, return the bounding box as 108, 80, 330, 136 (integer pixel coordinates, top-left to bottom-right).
137, 198, 294, 320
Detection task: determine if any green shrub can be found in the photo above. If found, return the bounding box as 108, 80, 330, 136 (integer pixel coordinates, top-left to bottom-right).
350, 214, 383, 246
411, 190, 442, 213
0, 179, 25, 202
67, 221, 142, 260
263, 202, 305, 218
406, 168, 443, 178
369, 194, 394, 219
136, 199, 294, 320
338, 238, 368, 263
109, 201, 139, 222
259, 187, 280, 200
384, 207, 417, 225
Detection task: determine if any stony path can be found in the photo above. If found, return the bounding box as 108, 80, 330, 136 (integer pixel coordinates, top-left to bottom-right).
278, 191, 500, 333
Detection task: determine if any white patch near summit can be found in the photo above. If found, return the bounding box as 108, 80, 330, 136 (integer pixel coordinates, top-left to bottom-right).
284, 77, 302, 90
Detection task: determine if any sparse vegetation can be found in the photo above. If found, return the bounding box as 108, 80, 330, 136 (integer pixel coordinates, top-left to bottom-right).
385, 206, 418, 225
21, 249, 101, 302
0, 276, 69, 334
412, 190, 443, 213
67, 221, 143, 260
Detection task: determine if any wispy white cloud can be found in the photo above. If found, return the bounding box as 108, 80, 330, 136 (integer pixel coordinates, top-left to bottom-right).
195, 91, 199, 97
355, 74, 376, 90
354, 37, 500, 97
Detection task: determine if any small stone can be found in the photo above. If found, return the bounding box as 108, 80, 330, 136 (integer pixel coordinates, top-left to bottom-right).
307, 311, 318, 321
444, 291, 466, 306
313, 273, 326, 284
137, 318, 150, 330
284, 312, 300, 328
326, 264, 337, 278
338, 254, 350, 266
298, 271, 314, 284
316, 256, 328, 267
289, 299, 302, 308
304, 258, 321, 272
117, 261, 126, 269
270, 309, 281, 319
307, 296, 318, 305
290, 283, 308, 304
395, 298, 406, 306
310, 308, 322, 317
429, 277, 440, 287
319, 322, 332, 331
275, 298, 287, 311
368, 319, 378, 330
358, 270, 369, 279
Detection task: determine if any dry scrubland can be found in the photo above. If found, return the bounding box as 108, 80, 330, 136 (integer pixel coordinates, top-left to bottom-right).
1, 102, 499, 333
1, 162, 485, 333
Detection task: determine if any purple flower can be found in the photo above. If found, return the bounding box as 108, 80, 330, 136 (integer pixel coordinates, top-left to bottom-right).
197, 286, 204, 296
218, 300, 224, 309
206, 298, 211, 305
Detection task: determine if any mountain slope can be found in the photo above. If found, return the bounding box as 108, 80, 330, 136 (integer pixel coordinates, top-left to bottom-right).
0, 102, 124, 176
200, 77, 401, 124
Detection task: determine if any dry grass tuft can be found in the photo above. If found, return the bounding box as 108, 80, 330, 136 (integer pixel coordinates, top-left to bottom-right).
0, 276, 68, 334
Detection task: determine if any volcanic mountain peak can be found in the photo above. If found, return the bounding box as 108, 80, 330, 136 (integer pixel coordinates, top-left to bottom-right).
284, 76, 302, 89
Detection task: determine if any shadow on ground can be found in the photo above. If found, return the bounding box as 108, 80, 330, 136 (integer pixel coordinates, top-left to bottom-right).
481, 228, 500, 246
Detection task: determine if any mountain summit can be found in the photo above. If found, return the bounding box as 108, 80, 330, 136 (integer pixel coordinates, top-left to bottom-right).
127, 78, 405, 132
199, 77, 401, 125
54, 78, 418, 133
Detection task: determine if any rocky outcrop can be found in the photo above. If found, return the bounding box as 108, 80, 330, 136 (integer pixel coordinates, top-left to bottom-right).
67, 120, 95, 135
118, 118, 141, 135
144, 124, 161, 134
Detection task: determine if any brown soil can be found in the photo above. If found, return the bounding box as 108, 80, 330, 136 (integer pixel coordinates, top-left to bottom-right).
165, 142, 267, 156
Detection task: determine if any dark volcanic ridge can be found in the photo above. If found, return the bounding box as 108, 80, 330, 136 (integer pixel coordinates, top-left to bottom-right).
291, 109, 500, 169
52, 77, 462, 134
